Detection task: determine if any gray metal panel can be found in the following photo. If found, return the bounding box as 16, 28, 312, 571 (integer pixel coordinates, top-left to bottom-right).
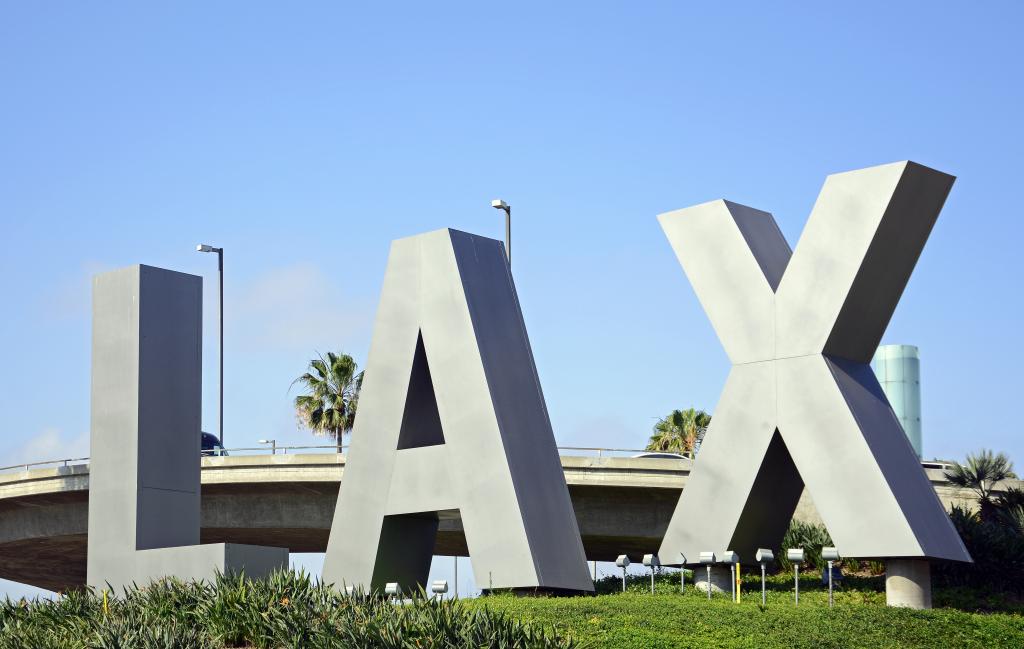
656, 162, 970, 565
658, 201, 782, 364
776, 162, 954, 363
88, 265, 287, 591
323, 229, 592, 593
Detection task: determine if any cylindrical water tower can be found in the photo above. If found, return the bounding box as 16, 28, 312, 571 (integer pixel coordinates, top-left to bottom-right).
871, 344, 923, 458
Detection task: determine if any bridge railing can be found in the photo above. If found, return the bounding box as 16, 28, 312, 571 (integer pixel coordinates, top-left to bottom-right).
0, 444, 690, 475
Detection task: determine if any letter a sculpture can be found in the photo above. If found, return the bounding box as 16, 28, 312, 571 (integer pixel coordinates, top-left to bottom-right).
323, 229, 593, 593
656, 162, 970, 589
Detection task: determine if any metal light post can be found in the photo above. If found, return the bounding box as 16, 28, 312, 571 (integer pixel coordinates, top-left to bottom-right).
822, 547, 840, 608
196, 243, 224, 447
490, 199, 511, 266
699, 552, 716, 600
755, 549, 774, 607
678, 553, 687, 593
787, 548, 805, 605
453, 556, 458, 599
258, 439, 277, 455
722, 551, 740, 603
642, 554, 660, 594
615, 555, 630, 592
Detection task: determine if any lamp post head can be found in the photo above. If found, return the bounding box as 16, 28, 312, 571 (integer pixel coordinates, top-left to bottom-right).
821, 547, 841, 562
491, 199, 510, 213
755, 548, 775, 564
642, 553, 660, 568
615, 554, 630, 568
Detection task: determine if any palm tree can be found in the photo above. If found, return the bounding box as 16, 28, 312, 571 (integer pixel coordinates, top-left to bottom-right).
944, 449, 1017, 520
291, 352, 363, 452
647, 408, 711, 457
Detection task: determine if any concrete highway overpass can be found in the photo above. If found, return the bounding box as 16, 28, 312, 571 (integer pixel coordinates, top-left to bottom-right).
0, 453, 984, 592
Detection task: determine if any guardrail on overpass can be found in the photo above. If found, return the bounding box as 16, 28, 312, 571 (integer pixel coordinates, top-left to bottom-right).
0, 449, 993, 592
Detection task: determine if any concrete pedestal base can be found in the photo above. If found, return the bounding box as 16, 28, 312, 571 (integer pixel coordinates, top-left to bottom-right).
886, 559, 932, 609
694, 565, 731, 595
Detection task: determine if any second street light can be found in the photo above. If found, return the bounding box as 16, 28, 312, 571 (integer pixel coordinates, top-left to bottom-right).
490, 199, 511, 266
196, 243, 224, 447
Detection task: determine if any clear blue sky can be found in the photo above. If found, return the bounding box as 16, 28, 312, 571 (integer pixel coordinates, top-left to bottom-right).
1, 2, 1021, 597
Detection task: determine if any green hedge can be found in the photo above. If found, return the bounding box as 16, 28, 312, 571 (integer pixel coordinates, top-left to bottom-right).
478, 587, 1024, 649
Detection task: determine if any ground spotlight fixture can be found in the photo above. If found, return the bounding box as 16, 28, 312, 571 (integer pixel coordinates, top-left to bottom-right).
344, 585, 356, 597
822, 547, 841, 608
678, 553, 687, 593
430, 579, 448, 601
755, 548, 774, 606
642, 554, 660, 594
721, 551, 740, 603
787, 548, 805, 605
615, 554, 630, 592
384, 582, 400, 599
699, 551, 717, 600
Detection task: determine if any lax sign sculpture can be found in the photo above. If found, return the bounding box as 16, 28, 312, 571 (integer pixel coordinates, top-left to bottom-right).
656, 161, 970, 608
84, 160, 966, 607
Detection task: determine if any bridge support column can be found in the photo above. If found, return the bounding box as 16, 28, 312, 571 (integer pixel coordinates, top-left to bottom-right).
885, 559, 932, 609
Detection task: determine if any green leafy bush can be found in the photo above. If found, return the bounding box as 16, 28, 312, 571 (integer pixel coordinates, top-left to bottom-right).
933, 504, 1024, 592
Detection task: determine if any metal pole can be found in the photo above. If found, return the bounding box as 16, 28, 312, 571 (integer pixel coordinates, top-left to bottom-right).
454, 556, 458, 599
217, 248, 224, 448
681, 566, 685, 594
794, 565, 799, 605
828, 560, 834, 608
621, 565, 626, 592
730, 564, 735, 602
761, 563, 766, 606
650, 568, 655, 594
706, 565, 712, 600
505, 208, 511, 267
593, 560, 597, 581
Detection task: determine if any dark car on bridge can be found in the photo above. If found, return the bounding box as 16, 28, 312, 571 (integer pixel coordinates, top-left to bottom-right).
201, 432, 227, 457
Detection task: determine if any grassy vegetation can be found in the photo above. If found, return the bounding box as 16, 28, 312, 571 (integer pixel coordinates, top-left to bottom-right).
3, 570, 1022, 648
476, 571, 1024, 649
0, 571, 575, 649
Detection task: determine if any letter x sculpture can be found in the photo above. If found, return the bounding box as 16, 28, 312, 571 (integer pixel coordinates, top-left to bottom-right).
656, 161, 971, 564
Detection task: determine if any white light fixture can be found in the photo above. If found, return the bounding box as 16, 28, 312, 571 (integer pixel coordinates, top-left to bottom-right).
755, 548, 774, 606
721, 550, 740, 603
384, 582, 400, 598
699, 551, 717, 599
430, 579, 448, 600
615, 554, 630, 592
787, 548, 805, 605
642, 554, 660, 594
822, 547, 841, 608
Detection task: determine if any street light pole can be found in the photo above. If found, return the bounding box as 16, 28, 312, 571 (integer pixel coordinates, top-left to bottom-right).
197, 244, 225, 447
490, 199, 511, 267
